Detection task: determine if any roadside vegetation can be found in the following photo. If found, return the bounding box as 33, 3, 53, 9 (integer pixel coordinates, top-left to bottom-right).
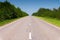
0, 1, 28, 26
0, 18, 18, 26
32, 7, 60, 27
37, 17, 60, 27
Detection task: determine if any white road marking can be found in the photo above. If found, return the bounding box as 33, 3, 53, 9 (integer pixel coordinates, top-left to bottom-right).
29, 32, 32, 39
29, 24, 31, 26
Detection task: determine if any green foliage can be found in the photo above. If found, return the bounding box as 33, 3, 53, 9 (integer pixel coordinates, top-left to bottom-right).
0, 1, 28, 21
37, 17, 60, 27
32, 7, 60, 19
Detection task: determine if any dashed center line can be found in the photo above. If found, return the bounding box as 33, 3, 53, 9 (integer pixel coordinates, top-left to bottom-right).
29, 32, 32, 39
29, 24, 31, 26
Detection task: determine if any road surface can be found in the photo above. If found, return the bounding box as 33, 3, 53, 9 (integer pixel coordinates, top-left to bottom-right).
0, 16, 60, 40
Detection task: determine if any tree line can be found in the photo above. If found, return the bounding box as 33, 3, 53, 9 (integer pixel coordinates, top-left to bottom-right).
0, 1, 28, 21
32, 7, 60, 19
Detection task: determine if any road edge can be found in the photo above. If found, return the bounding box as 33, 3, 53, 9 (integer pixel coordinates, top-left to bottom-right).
34, 16, 60, 30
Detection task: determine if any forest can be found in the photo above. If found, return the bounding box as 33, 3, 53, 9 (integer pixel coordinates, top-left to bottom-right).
0, 1, 28, 21
32, 7, 60, 19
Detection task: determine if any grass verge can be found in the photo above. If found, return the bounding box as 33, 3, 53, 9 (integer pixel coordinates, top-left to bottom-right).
0, 18, 19, 26
36, 16, 60, 27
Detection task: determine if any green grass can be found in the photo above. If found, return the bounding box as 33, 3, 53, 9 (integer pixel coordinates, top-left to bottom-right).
36, 17, 60, 27
0, 18, 19, 26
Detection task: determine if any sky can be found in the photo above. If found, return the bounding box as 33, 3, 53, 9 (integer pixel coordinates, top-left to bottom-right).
0, 0, 60, 15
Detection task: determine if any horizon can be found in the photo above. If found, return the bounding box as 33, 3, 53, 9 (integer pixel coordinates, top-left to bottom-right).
0, 0, 60, 15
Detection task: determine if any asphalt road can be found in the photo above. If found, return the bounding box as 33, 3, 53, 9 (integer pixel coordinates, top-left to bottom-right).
0, 16, 60, 40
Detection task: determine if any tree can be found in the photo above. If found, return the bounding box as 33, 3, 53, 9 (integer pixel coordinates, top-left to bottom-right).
32, 7, 60, 19
0, 1, 28, 21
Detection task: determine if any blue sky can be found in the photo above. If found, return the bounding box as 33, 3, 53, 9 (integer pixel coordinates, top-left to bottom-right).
0, 0, 60, 15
